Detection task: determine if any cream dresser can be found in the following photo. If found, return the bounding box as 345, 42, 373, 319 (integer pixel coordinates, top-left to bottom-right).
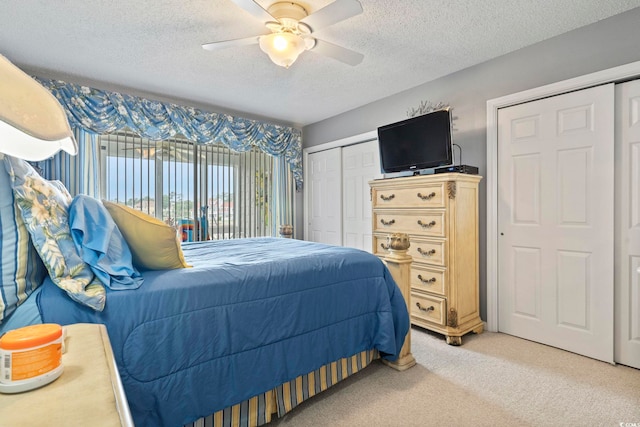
370, 173, 483, 345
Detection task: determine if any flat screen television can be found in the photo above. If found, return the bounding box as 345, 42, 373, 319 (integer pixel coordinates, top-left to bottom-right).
377, 109, 453, 174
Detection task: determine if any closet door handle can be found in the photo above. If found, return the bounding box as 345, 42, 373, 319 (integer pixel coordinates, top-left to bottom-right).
417, 275, 437, 284
380, 194, 395, 201
417, 220, 436, 228
416, 302, 435, 312
417, 192, 436, 201
417, 247, 436, 256
380, 219, 395, 226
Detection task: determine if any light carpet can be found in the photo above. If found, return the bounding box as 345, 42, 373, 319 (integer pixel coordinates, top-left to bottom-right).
270, 327, 640, 426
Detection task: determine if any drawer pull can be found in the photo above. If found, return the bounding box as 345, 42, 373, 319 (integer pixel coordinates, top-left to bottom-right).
380, 218, 396, 226
417, 247, 436, 256
417, 192, 436, 201
417, 275, 436, 284
417, 220, 436, 228
380, 242, 389, 250
416, 302, 435, 312
380, 194, 395, 201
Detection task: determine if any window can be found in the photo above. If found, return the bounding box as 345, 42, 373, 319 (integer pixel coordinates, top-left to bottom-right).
99, 131, 273, 240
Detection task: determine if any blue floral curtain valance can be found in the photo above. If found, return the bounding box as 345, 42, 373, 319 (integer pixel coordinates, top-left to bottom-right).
37, 78, 303, 189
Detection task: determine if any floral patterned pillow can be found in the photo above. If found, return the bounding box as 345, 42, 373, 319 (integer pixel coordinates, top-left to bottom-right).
3, 156, 105, 311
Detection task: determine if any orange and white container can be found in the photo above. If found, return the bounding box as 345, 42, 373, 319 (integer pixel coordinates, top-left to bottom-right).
0, 323, 64, 393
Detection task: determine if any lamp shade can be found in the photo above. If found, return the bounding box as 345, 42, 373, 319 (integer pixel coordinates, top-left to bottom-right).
259, 33, 306, 68
0, 54, 77, 161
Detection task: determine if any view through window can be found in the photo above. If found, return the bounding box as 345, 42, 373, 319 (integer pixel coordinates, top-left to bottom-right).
99, 131, 274, 241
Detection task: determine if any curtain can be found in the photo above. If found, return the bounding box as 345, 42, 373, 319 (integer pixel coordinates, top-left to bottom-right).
37, 78, 302, 189
271, 156, 295, 236
37, 78, 300, 234
41, 128, 100, 197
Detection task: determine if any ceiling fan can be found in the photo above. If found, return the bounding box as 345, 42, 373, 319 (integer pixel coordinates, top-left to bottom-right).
202, 0, 364, 68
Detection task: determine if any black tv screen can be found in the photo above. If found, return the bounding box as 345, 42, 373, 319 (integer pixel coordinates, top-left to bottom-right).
377, 109, 453, 174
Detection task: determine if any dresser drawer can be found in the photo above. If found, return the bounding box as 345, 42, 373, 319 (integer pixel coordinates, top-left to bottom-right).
409, 239, 446, 266
410, 292, 446, 326
373, 183, 446, 209
374, 210, 446, 237
374, 234, 446, 267
411, 265, 446, 296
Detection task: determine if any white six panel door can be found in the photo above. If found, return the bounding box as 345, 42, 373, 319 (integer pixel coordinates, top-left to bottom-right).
498, 84, 615, 363
342, 140, 381, 252
616, 79, 640, 369
307, 148, 342, 245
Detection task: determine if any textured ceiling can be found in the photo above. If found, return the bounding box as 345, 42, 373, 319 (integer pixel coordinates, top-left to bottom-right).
1, 0, 640, 127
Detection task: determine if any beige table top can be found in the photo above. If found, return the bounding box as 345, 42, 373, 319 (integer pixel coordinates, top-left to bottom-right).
0, 323, 133, 427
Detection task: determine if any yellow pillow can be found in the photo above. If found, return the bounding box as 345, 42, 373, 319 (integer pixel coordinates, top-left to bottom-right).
102, 200, 190, 270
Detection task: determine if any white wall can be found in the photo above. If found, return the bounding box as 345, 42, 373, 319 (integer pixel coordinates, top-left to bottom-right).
299, 7, 640, 320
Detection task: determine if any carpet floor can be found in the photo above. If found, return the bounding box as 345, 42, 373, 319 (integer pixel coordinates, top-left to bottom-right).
270, 327, 640, 426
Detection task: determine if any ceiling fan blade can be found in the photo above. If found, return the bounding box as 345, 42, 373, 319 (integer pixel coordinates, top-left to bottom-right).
202, 36, 260, 51
300, 0, 363, 32
310, 39, 363, 66
230, 0, 276, 22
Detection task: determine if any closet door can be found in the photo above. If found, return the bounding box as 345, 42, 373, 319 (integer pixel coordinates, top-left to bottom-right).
342, 140, 381, 252
616, 79, 640, 369
306, 148, 342, 245
498, 84, 615, 363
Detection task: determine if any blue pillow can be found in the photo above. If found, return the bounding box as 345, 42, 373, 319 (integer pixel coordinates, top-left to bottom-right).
0, 154, 47, 324
69, 195, 143, 290
3, 156, 105, 311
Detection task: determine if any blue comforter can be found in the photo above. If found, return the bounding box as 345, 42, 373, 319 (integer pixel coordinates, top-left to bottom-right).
38, 238, 409, 427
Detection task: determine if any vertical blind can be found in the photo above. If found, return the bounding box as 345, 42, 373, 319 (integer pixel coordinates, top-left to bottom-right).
100, 131, 274, 240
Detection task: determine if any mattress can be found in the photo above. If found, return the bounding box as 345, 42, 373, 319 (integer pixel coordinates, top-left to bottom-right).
37, 237, 410, 427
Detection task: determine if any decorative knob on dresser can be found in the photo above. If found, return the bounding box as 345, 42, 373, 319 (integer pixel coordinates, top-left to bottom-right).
417, 247, 436, 257
417, 192, 436, 200
417, 220, 436, 228
417, 275, 436, 284
416, 302, 435, 312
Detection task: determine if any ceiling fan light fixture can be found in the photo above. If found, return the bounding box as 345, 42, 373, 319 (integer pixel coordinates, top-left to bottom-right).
259, 32, 306, 68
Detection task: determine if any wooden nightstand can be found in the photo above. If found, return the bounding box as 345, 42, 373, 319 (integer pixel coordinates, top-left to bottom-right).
0, 323, 133, 426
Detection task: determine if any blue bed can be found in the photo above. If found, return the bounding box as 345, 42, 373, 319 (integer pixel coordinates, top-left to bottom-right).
35, 237, 409, 427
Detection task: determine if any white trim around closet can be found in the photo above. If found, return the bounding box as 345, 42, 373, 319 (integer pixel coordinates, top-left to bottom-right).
485, 60, 640, 332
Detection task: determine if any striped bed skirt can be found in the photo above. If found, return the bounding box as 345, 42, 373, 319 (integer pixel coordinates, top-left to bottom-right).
184, 349, 379, 427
